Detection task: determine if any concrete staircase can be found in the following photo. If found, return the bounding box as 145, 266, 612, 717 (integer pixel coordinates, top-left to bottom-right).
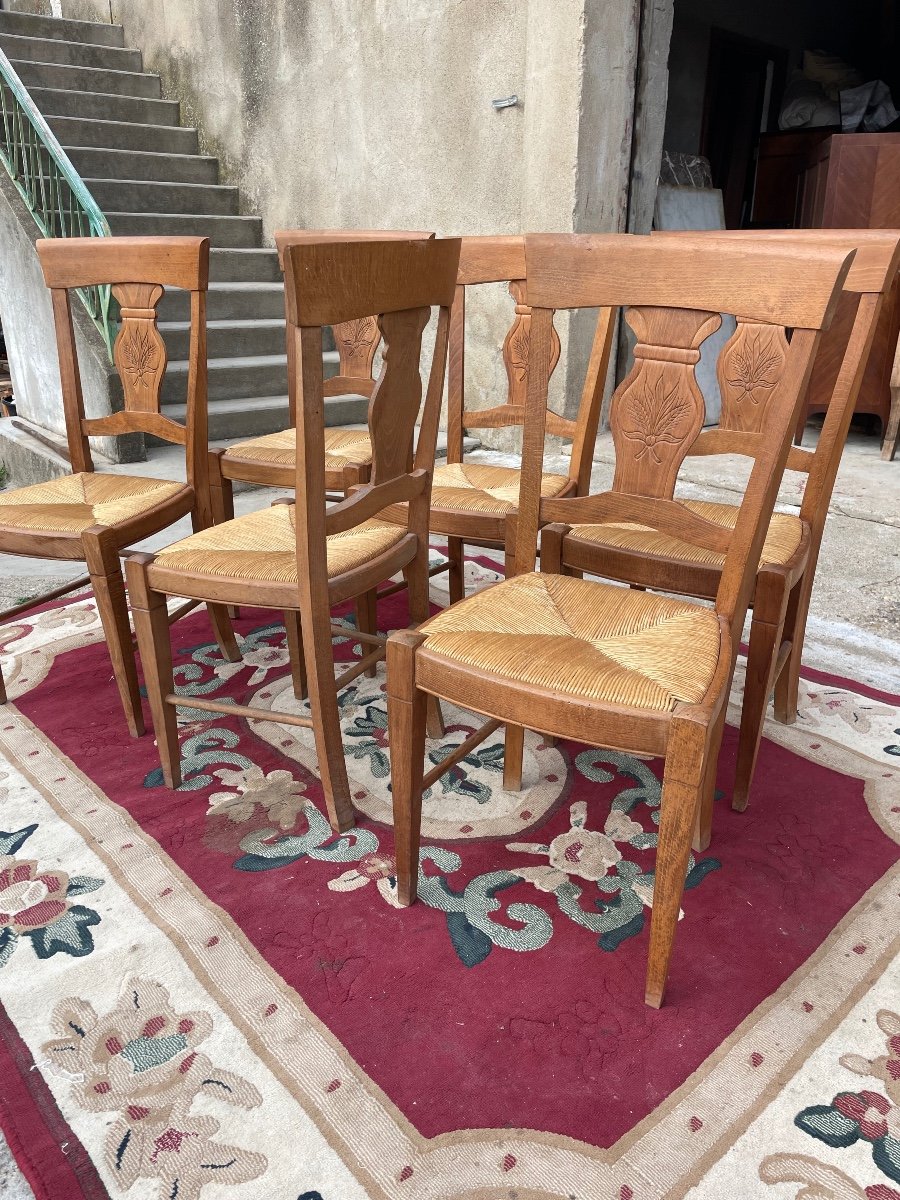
0, 8, 361, 442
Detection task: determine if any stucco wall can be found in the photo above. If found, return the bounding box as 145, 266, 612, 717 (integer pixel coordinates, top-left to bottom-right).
0, 172, 131, 467
34, 0, 654, 446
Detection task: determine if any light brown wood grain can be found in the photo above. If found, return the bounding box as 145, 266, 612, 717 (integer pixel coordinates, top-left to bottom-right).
135, 237, 460, 834
388, 231, 853, 1009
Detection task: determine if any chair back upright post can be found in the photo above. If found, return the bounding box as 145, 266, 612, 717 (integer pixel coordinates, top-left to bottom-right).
274, 230, 434, 424
525, 233, 855, 657
281, 237, 461, 612
36, 235, 211, 522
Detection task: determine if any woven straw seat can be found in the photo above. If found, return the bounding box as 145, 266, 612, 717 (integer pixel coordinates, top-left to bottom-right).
223, 427, 373, 473
566, 499, 803, 568
419, 571, 721, 711
0, 473, 186, 534
154, 503, 406, 584
429, 462, 569, 514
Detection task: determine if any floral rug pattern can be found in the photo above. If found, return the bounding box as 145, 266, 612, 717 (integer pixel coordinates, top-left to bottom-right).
0, 560, 896, 1200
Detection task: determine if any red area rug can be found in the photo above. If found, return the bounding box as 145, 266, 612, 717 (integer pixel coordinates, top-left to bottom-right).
0, 575, 898, 1199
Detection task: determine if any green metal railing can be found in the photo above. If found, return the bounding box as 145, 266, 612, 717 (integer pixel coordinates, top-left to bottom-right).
0, 45, 116, 357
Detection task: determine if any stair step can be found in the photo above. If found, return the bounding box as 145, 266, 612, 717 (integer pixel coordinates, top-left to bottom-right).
65, 146, 217, 184
29, 86, 179, 125
159, 319, 286, 360
159, 283, 285, 322
162, 355, 289, 405
9, 58, 161, 99
209, 248, 282, 283
106, 211, 262, 248
0, 11, 125, 47
165, 394, 369, 443
0, 32, 141, 70
47, 115, 199, 154
87, 178, 239, 216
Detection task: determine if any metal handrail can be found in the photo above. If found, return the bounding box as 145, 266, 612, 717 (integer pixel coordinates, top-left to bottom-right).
0, 45, 116, 357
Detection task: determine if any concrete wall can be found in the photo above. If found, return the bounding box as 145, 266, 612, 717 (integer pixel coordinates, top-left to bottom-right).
0, 171, 132, 475
38, 0, 654, 446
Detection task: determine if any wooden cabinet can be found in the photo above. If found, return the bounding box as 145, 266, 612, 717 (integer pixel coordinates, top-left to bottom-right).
753, 133, 900, 442
797, 134, 900, 442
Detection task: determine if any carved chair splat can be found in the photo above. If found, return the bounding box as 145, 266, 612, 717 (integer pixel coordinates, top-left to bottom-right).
0, 235, 235, 735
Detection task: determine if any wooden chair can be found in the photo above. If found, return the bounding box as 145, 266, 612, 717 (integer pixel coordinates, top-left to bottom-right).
404, 234, 614, 601
387, 233, 853, 1008
126, 237, 460, 834
206, 229, 433, 524
0, 235, 236, 735
553, 229, 900, 813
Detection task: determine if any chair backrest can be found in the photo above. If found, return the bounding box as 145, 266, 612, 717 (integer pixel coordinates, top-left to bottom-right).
36, 234, 209, 493
281, 237, 460, 602
652, 228, 900, 540
522, 233, 854, 654
274, 229, 434, 420
446, 235, 615, 494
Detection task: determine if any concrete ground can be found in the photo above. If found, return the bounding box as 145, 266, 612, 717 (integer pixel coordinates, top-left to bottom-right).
0, 424, 897, 1196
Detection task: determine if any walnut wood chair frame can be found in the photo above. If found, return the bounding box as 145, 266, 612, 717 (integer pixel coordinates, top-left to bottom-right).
126, 237, 460, 834
551, 228, 900, 814
0, 235, 236, 735
410, 234, 615, 602
387, 233, 853, 1008
206, 228, 434, 525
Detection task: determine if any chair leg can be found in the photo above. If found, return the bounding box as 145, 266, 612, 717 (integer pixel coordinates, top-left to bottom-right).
733, 574, 790, 813
354, 589, 378, 678
387, 631, 428, 906
881, 381, 900, 461
693, 707, 726, 851
646, 718, 707, 1008
125, 555, 181, 788
774, 574, 811, 726
208, 452, 240, 618
300, 597, 356, 834
282, 610, 308, 700
0, 664, 7, 706
503, 724, 525, 792
207, 603, 241, 663
208, 451, 235, 525
446, 537, 465, 604
83, 532, 144, 738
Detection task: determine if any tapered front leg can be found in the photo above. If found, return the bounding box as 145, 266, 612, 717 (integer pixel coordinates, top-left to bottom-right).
386, 631, 427, 905
83, 529, 144, 738
300, 594, 355, 834
125, 554, 181, 787
646, 715, 708, 1008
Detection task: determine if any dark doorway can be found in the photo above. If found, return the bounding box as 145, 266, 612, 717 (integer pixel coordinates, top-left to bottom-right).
700, 30, 788, 227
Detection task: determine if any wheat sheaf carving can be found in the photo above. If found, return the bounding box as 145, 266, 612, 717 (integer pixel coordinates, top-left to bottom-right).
507, 324, 530, 383
724, 330, 782, 404
121, 325, 160, 389
621, 373, 692, 464
336, 317, 377, 366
